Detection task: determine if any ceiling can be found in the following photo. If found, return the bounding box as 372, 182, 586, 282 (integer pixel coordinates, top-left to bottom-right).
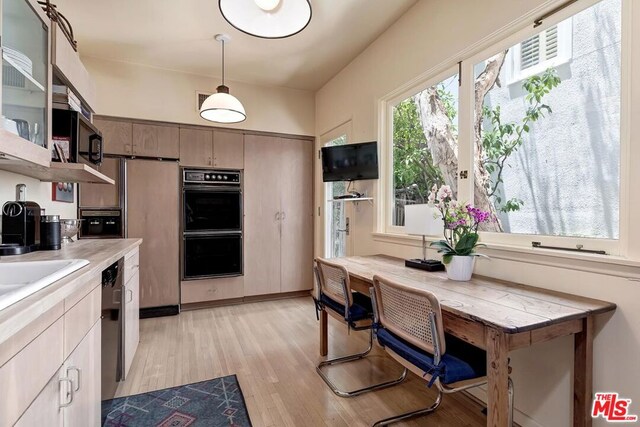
53, 0, 418, 91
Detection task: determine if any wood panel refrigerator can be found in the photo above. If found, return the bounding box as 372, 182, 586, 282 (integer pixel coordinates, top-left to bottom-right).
126, 158, 180, 316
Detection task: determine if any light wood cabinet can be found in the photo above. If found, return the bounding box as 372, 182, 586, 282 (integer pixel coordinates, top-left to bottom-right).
179, 128, 213, 167
214, 131, 244, 169
15, 366, 64, 427
244, 135, 313, 297
51, 23, 96, 110
244, 135, 283, 296
123, 266, 140, 379
127, 159, 180, 308
62, 321, 101, 427
132, 123, 180, 159
94, 118, 133, 156
79, 157, 121, 207
280, 138, 314, 292
0, 318, 64, 426
63, 284, 101, 359
179, 129, 243, 169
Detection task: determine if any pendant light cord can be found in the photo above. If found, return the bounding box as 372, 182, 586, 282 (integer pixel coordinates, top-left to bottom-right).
221, 39, 225, 86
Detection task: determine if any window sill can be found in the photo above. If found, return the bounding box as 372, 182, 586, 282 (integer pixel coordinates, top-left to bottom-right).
372, 232, 640, 280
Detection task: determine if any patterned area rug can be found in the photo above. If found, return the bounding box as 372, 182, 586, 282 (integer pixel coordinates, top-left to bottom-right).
102, 375, 252, 427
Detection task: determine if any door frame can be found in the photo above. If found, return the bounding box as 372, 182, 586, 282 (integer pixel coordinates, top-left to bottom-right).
318, 121, 354, 258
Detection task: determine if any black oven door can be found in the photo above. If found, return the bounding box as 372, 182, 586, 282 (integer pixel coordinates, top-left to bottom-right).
183, 233, 243, 280
183, 188, 242, 233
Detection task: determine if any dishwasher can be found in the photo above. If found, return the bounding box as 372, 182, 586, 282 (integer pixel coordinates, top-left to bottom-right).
101, 257, 125, 400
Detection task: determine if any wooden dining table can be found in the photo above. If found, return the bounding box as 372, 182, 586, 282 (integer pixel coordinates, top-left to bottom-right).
318, 255, 616, 427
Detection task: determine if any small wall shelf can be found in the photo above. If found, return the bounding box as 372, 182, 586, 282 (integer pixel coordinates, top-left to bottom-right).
0, 159, 115, 184
327, 197, 374, 205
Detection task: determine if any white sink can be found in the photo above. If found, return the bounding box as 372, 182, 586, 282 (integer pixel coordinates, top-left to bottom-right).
0, 259, 90, 311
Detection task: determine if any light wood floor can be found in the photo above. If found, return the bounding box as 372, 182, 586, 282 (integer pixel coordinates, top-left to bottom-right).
115, 297, 487, 426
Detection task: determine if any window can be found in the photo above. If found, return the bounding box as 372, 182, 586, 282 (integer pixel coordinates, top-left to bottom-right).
390, 73, 458, 227
383, 0, 623, 251
506, 20, 572, 83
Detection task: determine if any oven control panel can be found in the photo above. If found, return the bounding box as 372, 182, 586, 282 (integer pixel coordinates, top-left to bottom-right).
183, 169, 241, 185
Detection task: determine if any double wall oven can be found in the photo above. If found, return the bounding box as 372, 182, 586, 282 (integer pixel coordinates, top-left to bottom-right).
182, 169, 243, 280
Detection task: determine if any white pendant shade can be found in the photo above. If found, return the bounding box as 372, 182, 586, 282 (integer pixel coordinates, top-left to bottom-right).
219, 0, 312, 39
200, 34, 247, 124
200, 87, 246, 124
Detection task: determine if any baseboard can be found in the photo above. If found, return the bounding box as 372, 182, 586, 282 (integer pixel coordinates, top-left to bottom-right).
180, 290, 312, 311
181, 298, 245, 311
243, 290, 311, 303
140, 305, 180, 319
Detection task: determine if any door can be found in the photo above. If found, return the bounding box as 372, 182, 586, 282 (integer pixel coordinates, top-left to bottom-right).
280, 138, 314, 292
179, 128, 213, 167
14, 367, 64, 427
79, 157, 122, 208
127, 159, 180, 308
213, 130, 244, 169
63, 321, 101, 427
244, 135, 282, 296
324, 134, 353, 258
123, 270, 139, 379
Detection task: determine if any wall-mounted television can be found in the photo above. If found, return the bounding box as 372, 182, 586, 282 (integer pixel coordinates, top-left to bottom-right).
321, 141, 379, 182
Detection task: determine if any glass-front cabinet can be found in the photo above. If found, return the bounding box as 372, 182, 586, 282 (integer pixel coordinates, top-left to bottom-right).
1, 0, 49, 148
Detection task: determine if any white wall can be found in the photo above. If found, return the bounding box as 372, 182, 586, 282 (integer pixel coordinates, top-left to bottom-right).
82, 56, 315, 136
0, 171, 77, 224
314, 1, 640, 426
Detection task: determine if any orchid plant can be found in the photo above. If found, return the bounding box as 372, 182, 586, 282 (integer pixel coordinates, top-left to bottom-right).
428, 184, 492, 264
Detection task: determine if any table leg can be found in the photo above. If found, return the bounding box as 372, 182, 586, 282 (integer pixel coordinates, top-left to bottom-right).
320, 309, 328, 356
487, 328, 510, 427
574, 316, 594, 427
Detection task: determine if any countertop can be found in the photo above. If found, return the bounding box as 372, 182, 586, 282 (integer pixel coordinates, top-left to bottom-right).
0, 238, 142, 345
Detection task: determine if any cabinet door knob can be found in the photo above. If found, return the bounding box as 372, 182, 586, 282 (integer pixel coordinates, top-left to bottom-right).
126, 289, 134, 303
275, 212, 281, 221
281, 211, 286, 220
67, 367, 81, 392
59, 378, 74, 408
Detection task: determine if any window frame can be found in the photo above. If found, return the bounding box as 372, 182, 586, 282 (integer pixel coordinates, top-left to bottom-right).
382, 66, 460, 235
379, 0, 629, 257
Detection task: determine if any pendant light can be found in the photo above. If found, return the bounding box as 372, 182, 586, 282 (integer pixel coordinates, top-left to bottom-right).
219, 0, 312, 39
199, 34, 246, 124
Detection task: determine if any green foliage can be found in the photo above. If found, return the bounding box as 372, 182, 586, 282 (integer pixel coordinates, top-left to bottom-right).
393, 98, 444, 203
430, 233, 485, 264
481, 68, 561, 213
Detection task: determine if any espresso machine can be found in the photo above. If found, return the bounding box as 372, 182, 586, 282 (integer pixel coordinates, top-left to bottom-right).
0, 184, 41, 255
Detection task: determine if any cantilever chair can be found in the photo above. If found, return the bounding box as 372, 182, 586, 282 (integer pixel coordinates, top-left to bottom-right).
370, 274, 514, 426
313, 258, 407, 397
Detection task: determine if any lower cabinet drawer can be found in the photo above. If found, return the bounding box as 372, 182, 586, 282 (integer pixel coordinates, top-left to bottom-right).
64, 284, 101, 359
181, 276, 244, 304
124, 248, 140, 285
0, 317, 64, 426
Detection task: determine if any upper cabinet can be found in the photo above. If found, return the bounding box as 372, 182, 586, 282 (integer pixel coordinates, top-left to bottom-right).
179, 128, 244, 169
213, 130, 244, 169
132, 123, 179, 159
94, 117, 132, 156
0, 0, 51, 167
51, 23, 96, 110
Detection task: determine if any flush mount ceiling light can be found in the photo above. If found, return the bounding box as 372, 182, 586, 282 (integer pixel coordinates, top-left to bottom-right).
200, 34, 246, 124
219, 0, 312, 39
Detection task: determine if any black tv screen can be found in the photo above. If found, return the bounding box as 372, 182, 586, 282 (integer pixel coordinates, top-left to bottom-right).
321, 141, 379, 182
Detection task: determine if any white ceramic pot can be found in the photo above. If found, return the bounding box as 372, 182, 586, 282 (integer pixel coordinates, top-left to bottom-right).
445, 256, 476, 281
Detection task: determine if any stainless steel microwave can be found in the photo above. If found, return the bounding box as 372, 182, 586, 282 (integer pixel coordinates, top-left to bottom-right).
52, 109, 103, 166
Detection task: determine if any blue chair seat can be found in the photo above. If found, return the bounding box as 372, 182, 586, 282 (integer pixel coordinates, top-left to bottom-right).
321, 292, 373, 322
376, 327, 486, 385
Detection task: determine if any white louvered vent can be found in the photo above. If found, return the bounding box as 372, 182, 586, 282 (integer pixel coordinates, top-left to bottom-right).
196, 91, 212, 111
520, 25, 559, 71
